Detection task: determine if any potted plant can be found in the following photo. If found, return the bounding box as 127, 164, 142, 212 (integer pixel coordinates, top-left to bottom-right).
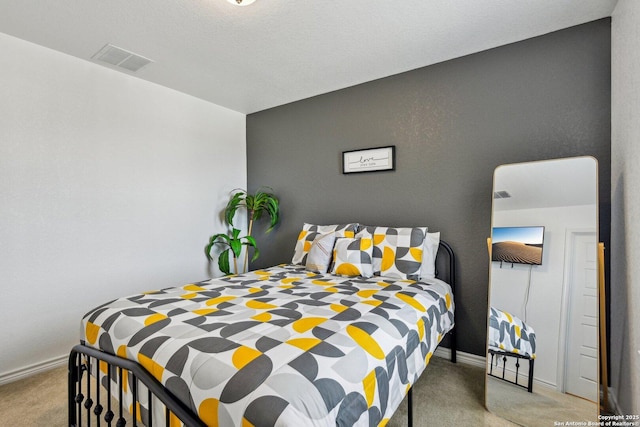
205, 187, 279, 275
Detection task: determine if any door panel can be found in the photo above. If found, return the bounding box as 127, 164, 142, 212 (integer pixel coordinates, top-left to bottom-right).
565, 232, 598, 402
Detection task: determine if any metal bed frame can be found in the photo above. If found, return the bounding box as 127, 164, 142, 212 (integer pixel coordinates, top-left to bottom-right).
69, 241, 456, 427
487, 348, 534, 393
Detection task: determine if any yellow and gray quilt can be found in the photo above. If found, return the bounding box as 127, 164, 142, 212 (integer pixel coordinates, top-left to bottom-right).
488, 307, 536, 358
82, 264, 454, 426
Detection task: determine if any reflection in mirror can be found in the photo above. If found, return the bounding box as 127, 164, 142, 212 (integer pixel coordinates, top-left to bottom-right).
486, 157, 599, 425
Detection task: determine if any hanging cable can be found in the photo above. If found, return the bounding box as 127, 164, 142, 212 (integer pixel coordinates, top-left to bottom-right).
522, 264, 533, 322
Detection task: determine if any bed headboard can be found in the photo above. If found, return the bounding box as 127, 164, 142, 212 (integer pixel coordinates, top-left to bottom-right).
435, 240, 456, 293
435, 240, 456, 363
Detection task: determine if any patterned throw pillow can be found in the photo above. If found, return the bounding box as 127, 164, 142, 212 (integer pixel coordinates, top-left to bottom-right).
330, 237, 374, 278
305, 233, 337, 273
292, 223, 357, 265
356, 226, 428, 280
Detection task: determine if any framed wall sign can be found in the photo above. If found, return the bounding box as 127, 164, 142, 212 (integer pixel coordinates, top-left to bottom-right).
342, 146, 395, 174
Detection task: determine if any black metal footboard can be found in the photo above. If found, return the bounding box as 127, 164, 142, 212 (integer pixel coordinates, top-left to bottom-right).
68, 343, 206, 427
487, 348, 534, 393
69, 343, 426, 427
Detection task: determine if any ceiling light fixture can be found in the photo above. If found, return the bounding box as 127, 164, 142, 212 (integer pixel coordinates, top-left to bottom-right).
227, 0, 256, 5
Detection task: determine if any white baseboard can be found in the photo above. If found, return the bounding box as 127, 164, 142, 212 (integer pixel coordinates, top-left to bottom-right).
0, 355, 67, 386
434, 347, 487, 368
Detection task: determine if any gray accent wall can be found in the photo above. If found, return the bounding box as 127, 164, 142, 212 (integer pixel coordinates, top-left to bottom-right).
246, 19, 611, 356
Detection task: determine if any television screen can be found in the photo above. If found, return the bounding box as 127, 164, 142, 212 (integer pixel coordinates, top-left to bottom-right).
491, 226, 545, 265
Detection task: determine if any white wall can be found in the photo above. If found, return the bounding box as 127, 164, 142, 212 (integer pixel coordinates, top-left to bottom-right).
0, 33, 247, 380
611, 0, 640, 415
491, 205, 596, 388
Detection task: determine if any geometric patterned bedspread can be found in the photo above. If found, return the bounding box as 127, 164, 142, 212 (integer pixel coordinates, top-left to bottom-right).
81, 264, 455, 426
488, 306, 536, 359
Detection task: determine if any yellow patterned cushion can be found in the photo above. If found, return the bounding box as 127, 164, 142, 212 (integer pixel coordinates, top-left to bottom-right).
330, 237, 374, 278
357, 226, 427, 280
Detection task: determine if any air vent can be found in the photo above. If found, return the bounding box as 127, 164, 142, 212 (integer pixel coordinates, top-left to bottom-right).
493, 190, 512, 199
91, 44, 153, 72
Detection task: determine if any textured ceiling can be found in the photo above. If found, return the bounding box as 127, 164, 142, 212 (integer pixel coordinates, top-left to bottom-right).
0, 0, 617, 114
494, 157, 598, 211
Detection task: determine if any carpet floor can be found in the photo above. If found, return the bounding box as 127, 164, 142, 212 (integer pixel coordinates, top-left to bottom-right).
0, 356, 517, 426
486, 375, 598, 426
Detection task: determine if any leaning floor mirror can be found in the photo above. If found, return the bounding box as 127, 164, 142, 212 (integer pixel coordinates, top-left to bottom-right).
486, 156, 599, 425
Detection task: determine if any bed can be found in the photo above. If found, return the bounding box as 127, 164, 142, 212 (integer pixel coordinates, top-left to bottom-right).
487, 306, 536, 392
69, 224, 456, 427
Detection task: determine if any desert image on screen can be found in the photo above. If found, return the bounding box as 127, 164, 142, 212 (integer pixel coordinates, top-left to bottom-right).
491, 227, 544, 265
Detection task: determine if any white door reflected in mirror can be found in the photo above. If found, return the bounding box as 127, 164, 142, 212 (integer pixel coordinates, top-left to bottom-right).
486, 156, 599, 425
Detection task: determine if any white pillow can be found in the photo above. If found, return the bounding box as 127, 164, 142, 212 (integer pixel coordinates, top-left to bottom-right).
305, 233, 336, 273
419, 232, 440, 279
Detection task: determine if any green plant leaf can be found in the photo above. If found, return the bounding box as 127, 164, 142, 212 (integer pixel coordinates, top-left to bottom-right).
230, 238, 242, 258
205, 242, 213, 260
225, 191, 246, 226
213, 233, 232, 243
210, 187, 279, 273
218, 249, 231, 275
245, 193, 256, 211
244, 235, 260, 261
256, 190, 279, 231
251, 193, 264, 221
265, 197, 279, 231
223, 187, 279, 232
205, 233, 231, 260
